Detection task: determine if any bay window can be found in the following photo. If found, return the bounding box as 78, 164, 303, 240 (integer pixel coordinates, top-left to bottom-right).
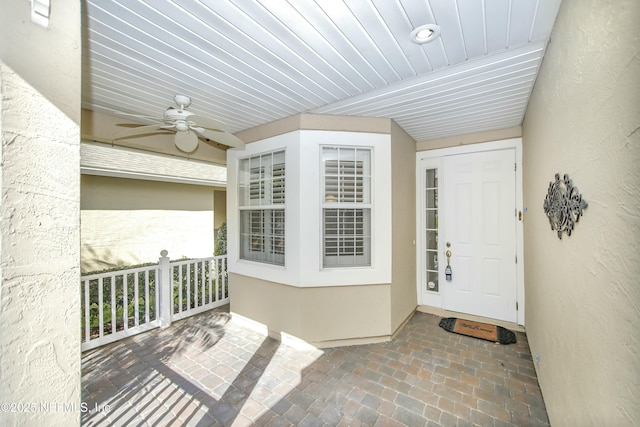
227, 128, 390, 287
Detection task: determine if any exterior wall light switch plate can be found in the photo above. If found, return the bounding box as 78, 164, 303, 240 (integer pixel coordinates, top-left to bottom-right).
31, 0, 50, 28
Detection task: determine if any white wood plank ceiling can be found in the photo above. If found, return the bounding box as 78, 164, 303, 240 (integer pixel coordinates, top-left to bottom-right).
82, 0, 562, 142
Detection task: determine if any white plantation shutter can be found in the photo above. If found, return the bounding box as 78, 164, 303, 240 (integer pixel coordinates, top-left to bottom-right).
322, 147, 372, 267
239, 150, 285, 265
272, 162, 285, 204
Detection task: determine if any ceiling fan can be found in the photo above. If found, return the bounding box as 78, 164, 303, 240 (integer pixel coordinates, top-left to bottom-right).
112, 94, 244, 152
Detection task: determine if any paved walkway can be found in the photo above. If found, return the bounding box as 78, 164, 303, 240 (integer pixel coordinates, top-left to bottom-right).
81, 307, 549, 426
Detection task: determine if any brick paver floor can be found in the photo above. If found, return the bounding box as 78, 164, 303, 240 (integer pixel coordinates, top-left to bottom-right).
81, 306, 549, 426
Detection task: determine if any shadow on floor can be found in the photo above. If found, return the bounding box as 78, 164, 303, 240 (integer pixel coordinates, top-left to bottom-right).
81, 307, 549, 426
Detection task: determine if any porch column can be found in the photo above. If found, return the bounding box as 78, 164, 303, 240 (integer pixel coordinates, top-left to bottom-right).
158, 250, 173, 328
0, 0, 82, 425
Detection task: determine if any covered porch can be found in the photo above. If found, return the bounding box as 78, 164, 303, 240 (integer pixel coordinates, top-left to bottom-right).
82, 306, 548, 426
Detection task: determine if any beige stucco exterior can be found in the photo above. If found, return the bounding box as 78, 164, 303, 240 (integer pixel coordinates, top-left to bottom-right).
390, 121, 418, 332
235, 113, 393, 144
0, 0, 81, 425
81, 175, 225, 272
416, 126, 522, 151
214, 189, 227, 232
230, 275, 391, 346
520, 1, 640, 425
0, 0, 637, 424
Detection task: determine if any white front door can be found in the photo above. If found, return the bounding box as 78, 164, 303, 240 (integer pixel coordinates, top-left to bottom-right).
442, 149, 517, 322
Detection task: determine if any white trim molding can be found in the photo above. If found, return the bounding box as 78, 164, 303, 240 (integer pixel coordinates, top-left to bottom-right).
416, 138, 525, 326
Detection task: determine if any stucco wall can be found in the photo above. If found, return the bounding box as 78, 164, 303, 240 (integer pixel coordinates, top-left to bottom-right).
235, 113, 391, 144
229, 274, 391, 346
214, 189, 227, 231
0, 0, 81, 424
390, 121, 417, 331
416, 126, 521, 152
522, 1, 640, 425
81, 175, 219, 272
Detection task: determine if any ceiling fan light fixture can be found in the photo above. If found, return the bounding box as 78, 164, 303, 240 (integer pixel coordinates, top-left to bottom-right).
175, 121, 189, 132
411, 24, 441, 44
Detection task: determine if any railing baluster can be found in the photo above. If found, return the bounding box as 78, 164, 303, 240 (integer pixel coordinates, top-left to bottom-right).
214, 258, 220, 302
193, 262, 198, 308
194, 262, 197, 308
178, 265, 183, 313
134, 272, 139, 327
154, 267, 159, 321
196, 261, 202, 307
84, 279, 90, 343
200, 261, 205, 307
186, 264, 191, 310
98, 277, 104, 338
111, 275, 117, 333
208, 260, 213, 304
123, 273, 128, 331
194, 261, 199, 308
144, 270, 150, 324
222, 257, 227, 299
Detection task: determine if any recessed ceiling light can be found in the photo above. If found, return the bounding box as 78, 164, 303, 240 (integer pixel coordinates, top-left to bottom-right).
410, 24, 441, 44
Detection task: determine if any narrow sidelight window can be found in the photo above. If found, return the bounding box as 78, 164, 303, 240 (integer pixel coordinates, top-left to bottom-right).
321, 146, 371, 267
238, 150, 285, 265
425, 168, 439, 292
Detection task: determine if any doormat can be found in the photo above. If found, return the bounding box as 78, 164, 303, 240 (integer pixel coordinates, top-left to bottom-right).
438, 317, 517, 344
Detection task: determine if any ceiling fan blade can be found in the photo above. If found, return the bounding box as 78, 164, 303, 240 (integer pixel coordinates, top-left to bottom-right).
192, 128, 245, 148
187, 115, 226, 132
113, 124, 173, 140
174, 130, 199, 153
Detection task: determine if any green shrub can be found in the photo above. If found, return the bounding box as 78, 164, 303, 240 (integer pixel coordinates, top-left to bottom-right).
214, 220, 227, 256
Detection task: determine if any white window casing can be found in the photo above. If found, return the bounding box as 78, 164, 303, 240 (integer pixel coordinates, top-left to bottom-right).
321, 146, 372, 268
238, 150, 285, 265
228, 130, 391, 287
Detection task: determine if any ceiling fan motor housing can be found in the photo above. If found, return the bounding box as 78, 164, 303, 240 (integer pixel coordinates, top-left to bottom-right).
164, 108, 193, 122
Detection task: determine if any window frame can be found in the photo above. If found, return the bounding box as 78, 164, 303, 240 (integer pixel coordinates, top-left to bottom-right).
320, 145, 373, 269
238, 150, 286, 266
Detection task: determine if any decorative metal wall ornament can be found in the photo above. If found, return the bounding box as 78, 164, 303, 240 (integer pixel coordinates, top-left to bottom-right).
543, 173, 588, 239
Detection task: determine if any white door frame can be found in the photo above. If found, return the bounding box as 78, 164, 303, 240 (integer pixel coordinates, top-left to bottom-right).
415, 138, 525, 326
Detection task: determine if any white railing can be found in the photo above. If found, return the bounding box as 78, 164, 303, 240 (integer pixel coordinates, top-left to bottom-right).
168, 255, 228, 322
81, 251, 228, 351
